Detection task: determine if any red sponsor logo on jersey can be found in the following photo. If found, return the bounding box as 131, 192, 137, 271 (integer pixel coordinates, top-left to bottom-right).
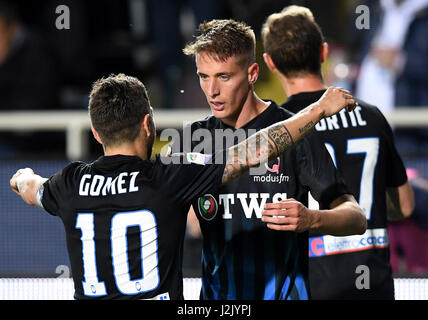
265, 157, 280, 174
309, 237, 325, 257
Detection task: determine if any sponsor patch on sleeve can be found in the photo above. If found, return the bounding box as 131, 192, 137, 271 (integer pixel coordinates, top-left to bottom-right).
186, 152, 213, 165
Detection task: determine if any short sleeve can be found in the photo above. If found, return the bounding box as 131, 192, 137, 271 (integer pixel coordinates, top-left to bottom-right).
295, 131, 350, 208
41, 162, 82, 217
374, 107, 408, 187
157, 152, 226, 204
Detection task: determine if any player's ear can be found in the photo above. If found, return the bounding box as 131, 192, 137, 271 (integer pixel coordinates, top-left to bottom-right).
141, 114, 154, 138
263, 53, 277, 73
248, 62, 259, 85
91, 126, 103, 145
320, 42, 328, 64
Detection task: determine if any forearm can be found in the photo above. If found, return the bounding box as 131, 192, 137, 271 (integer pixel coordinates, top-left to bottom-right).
386, 182, 414, 221
310, 196, 367, 236
221, 86, 355, 184
222, 102, 323, 183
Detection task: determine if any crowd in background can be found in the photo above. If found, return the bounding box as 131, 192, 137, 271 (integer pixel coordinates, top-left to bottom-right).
2, 1, 425, 111
0, 0, 427, 277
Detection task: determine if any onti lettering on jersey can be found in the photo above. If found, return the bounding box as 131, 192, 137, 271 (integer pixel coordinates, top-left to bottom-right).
315, 105, 367, 131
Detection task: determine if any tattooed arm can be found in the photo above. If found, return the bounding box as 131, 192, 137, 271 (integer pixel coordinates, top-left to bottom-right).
222, 87, 355, 184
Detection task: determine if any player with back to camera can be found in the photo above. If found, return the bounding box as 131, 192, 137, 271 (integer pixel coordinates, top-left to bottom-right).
9, 73, 356, 300
175, 19, 366, 300
261, 5, 415, 299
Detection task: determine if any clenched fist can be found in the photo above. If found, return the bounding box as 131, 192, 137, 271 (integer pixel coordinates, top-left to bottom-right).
317, 86, 356, 118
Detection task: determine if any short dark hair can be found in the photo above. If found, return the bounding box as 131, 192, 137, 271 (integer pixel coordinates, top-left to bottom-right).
183, 19, 256, 66
88, 74, 152, 148
261, 5, 325, 78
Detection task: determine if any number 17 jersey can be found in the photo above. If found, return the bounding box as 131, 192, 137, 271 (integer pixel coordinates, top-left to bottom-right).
282, 90, 408, 299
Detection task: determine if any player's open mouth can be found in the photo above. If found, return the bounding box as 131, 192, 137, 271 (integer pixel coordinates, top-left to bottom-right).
210, 101, 225, 111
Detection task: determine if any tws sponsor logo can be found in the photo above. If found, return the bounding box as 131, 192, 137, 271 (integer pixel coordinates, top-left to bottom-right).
219, 192, 287, 219
309, 228, 388, 257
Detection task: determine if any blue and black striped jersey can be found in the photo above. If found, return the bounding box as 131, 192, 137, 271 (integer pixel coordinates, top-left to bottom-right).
174, 101, 349, 300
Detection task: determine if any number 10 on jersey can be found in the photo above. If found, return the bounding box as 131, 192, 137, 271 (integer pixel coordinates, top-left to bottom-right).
76, 210, 160, 297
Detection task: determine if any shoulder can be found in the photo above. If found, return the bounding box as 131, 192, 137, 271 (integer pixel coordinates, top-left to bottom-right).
51, 161, 89, 181
188, 115, 219, 131
355, 99, 384, 117
158, 152, 215, 166
41, 161, 89, 214
295, 129, 325, 151
275, 102, 295, 119
39, 162, 88, 206
355, 99, 392, 128
169, 115, 219, 154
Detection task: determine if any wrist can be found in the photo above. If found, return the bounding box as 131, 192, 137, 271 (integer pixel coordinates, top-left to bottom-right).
310, 102, 325, 120
309, 209, 322, 231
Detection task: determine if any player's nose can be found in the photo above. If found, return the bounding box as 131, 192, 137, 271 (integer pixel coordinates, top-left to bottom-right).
207, 79, 220, 98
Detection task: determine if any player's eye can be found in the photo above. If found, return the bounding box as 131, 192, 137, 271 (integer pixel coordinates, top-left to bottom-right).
219, 74, 230, 81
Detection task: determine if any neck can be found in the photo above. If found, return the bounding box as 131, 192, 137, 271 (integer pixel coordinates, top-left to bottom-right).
278, 72, 326, 98
103, 139, 150, 160
226, 89, 270, 129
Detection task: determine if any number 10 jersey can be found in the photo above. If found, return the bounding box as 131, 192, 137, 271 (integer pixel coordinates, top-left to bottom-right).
40, 153, 224, 300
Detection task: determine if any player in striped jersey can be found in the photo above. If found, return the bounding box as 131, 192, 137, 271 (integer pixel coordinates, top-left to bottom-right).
261, 5, 415, 299
176, 19, 366, 300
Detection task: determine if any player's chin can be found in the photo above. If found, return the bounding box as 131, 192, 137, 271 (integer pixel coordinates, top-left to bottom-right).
211, 108, 229, 120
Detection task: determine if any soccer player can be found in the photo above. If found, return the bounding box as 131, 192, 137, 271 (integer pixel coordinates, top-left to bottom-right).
261, 6, 415, 299
9, 74, 355, 300
176, 19, 366, 300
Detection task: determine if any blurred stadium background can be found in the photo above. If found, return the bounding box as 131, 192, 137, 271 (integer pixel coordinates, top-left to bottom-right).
0, 0, 427, 300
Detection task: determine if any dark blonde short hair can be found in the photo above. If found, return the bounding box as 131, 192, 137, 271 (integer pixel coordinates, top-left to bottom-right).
183, 19, 256, 66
